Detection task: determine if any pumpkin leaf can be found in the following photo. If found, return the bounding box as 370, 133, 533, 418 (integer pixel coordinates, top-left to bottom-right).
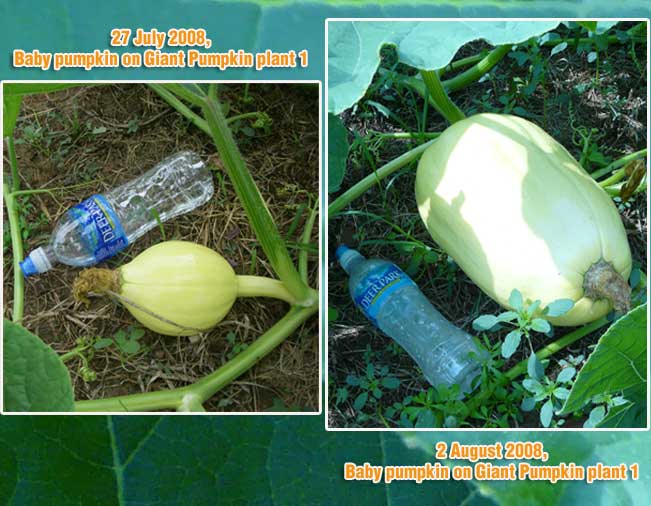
1, 414, 651, 505
328, 21, 560, 113
3, 95, 22, 138
328, 113, 349, 193
2, 319, 74, 412
596, 383, 646, 428
559, 304, 647, 416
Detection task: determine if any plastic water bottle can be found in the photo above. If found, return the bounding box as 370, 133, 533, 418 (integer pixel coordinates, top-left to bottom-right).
20, 151, 214, 276
336, 245, 487, 395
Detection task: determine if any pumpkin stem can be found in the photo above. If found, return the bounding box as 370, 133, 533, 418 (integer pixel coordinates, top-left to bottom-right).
72, 268, 120, 304
177, 393, 206, 412
583, 259, 631, 313
236, 275, 297, 305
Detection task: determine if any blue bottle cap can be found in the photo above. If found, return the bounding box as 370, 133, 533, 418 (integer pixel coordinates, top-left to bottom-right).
336, 245, 364, 274
19, 247, 53, 277
19, 257, 38, 277
335, 244, 351, 260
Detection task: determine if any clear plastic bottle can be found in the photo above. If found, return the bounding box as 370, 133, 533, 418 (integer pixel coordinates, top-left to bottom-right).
336, 245, 487, 395
20, 151, 214, 276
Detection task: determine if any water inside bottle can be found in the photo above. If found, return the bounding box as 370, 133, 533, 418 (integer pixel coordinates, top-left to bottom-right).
341, 247, 486, 395
21, 151, 214, 275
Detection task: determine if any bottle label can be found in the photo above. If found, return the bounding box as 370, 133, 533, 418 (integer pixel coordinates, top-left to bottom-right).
353, 264, 417, 325
68, 194, 129, 262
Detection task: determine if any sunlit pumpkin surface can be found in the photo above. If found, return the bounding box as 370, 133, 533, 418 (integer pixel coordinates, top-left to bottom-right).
120, 241, 238, 335
416, 113, 631, 326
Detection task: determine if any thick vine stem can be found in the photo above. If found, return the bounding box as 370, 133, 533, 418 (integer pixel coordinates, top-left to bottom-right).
149, 84, 210, 135
437, 53, 485, 78
505, 317, 609, 381
591, 149, 647, 180
236, 275, 297, 305
583, 259, 632, 313
328, 139, 437, 217
598, 168, 627, 188
3, 181, 25, 323
74, 304, 317, 412
177, 393, 206, 412
299, 200, 318, 284
8, 136, 20, 192
201, 95, 314, 304
444, 45, 511, 93
420, 69, 465, 124
190, 305, 317, 403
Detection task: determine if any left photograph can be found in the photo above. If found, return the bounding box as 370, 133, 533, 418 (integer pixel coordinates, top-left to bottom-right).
2, 82, 320, 413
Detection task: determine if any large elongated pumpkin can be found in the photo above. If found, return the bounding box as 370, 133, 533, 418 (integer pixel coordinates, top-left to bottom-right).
415, 113, 631, 326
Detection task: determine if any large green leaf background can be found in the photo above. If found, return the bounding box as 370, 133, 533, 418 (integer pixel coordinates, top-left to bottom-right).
3, 320, 74, 412
1, 416, 649, 505
328, 21, 561, 113
560, 305, 647, 427
1, 1, 650, 504
1, 1, 650, 81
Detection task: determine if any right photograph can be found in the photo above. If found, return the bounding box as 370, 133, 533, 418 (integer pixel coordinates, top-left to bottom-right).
326, 19, 648, 429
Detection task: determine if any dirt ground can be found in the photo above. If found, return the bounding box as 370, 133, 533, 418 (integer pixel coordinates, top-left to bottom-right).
328, 24, 647, 428
3, 83, 319, 412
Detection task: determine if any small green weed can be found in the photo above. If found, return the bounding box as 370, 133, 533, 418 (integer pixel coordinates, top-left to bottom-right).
16, 196, 49, 242
345, 363, 400, 422
472, 288, 574, 359
95, 326, 145, 355
521, 359, 575, 428
225, 330, 249, 360
62, 326, 147, 382
385, 386, 468, 428
583, 393, 629, 428
467, 338, 527, 427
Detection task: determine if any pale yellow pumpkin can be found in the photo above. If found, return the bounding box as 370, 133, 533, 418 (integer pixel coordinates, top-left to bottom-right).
415, 113, 631, 326
73, 240, 295, 336
119, 241, 238, 335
